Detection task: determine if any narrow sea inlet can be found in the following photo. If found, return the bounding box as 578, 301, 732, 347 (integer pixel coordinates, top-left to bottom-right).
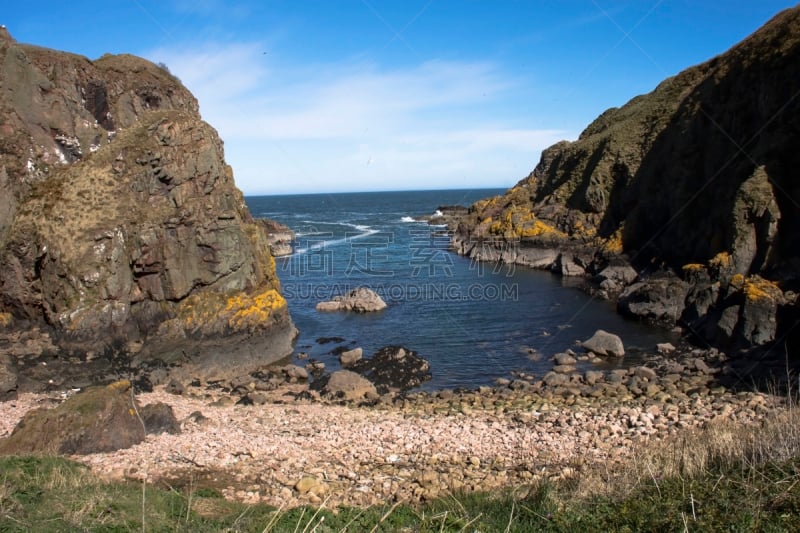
247, 190, 673, 390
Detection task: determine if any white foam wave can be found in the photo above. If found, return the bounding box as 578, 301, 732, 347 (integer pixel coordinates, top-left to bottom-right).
400, 216, 416, 223
294, 224, 379, 254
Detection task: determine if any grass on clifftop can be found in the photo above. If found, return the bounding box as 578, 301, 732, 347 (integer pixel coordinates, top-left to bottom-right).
2, 400, 800, 531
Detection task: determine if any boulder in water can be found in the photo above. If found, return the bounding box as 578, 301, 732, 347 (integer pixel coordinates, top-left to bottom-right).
581, 330, 625, 357
316, 287, 387, 313
347, 346, 432, 393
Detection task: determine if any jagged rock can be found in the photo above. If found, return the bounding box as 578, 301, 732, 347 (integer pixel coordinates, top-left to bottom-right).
416, 205, 469, 226
581, 330, 625, 357
554, 253, 586, 277
339, 347, 363, 367
165, 379, 186, 395
617, 275, 690, 324
597, 265, 639, 286
261, 219, 295, 257
347, 346, 432, 393
686, 275, 786, 349
316, 287, 387, 313
0, 380, 145, 455
318, 370, 378, 401
0, 354, 17, 401
139, 402, 180, 435
0, 30, 295, 388
692, 358, 713, 375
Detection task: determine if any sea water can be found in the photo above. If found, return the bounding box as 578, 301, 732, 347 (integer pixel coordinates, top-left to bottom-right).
246, 190, 673, 390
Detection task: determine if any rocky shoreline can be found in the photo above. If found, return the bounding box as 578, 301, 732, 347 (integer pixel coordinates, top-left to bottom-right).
0, 362, 783, 509
0, 336, 789, 508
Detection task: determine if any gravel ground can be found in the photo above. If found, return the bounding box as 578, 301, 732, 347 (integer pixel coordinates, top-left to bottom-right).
0, 385, 779, 508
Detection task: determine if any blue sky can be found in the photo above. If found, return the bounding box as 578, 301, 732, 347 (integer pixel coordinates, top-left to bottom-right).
4, 1, 797, 194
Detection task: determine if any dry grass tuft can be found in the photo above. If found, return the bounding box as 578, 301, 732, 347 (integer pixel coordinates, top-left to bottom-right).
572, 393, 800, 501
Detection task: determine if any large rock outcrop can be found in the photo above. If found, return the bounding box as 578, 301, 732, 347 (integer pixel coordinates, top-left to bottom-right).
0, 380, 178, 455
0, 29, 295, 387
453, 7, 800, 353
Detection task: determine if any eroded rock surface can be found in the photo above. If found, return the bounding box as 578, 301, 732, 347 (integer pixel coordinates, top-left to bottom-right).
0, 380, 152, 455
0, 30, 294, 388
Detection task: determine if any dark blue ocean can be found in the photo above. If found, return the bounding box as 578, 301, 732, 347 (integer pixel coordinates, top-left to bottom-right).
246, 190, 673, 391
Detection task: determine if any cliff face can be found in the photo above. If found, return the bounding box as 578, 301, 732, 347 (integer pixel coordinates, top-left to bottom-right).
0, 29, 295, 391
454, 7, 800, 353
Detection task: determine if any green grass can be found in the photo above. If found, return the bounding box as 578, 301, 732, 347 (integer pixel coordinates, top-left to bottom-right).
1, 453, 798, 532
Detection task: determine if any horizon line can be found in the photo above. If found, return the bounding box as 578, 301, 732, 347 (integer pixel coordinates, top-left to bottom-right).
243, 185, 511, 197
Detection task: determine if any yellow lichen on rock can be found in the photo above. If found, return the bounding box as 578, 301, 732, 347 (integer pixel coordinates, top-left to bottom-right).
518, 219, 566, 238
742, 276, 782, 303
106, 380, 132, 391
710, 252, 732, 269
600, 229, 624, 254
682, 263, 706, 272
474, 196, 499, 213
178, 287, 286, 334
0, 312, 12, 327
488, 206, 566, 239
571, 220, 597, 239
225, 288, 286, 330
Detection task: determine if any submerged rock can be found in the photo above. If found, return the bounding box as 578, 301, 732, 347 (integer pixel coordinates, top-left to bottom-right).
347, 346, 432, 394
339, 347, 363, 367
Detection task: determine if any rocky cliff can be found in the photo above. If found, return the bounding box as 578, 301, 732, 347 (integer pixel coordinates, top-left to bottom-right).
453, 7, 800, 355
0, 29, 295, 395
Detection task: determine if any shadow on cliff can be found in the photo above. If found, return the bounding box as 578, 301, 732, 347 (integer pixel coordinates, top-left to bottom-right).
606, 44, 800, 385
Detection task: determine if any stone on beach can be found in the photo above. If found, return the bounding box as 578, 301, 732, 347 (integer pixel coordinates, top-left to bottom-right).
581, 329, 625, 357
0, 381, 151, 455
321, 370, 378, 401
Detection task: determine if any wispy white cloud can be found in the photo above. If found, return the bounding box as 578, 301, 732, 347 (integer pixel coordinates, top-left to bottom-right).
147, 41, 570, 194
